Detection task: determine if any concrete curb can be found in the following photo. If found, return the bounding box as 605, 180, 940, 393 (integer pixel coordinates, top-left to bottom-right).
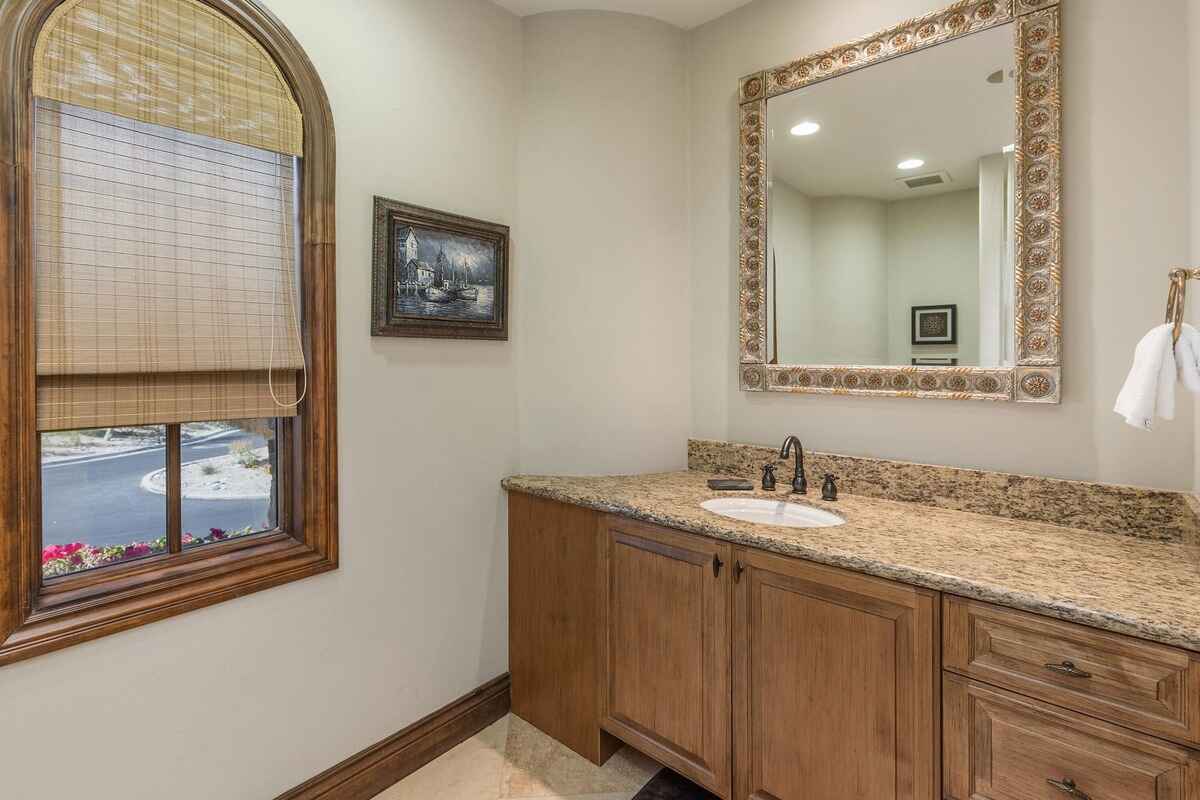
140, 465, 270, 501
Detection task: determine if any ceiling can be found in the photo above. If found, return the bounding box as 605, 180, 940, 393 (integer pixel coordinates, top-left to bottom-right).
492, 0, 752, 29
768, 24, 1015, 202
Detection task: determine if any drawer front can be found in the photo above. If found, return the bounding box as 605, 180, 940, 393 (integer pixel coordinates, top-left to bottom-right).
944, 675, 1200, 800
944, 595, 1200, 746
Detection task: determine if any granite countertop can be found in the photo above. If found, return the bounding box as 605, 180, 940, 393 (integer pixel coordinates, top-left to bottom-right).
502, 471, 1200, 653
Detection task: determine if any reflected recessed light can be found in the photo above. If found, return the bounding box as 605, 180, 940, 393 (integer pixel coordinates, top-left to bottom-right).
790, 121, 821, 137
897, 158, 926, 170
1002, 144, 1015, 154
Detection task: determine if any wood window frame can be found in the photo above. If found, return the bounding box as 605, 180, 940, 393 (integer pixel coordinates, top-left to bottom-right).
0, 0, 338, 667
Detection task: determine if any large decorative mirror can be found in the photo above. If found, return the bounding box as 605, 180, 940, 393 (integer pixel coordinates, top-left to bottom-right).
737, 0, 1061, 403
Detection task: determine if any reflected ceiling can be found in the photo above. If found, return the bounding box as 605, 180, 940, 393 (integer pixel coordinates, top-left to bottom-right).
768, 25, 1015, 201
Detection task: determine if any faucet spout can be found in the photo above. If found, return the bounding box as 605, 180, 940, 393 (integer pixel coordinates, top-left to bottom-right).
779, 435, 808, 495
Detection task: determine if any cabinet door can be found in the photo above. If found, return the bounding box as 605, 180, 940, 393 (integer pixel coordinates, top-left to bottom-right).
600, 516, 732, 797
733, 549, 939, 800
944, 675, 1200, 800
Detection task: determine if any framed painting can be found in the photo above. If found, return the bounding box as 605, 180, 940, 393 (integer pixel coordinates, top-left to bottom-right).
371, 197, 509, 340
911, 304, 958, 346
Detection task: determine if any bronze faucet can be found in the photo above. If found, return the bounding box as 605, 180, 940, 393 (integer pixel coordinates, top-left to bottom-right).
779, 435, 807, 495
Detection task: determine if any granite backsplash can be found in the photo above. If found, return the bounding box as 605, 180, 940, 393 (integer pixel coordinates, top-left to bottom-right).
688, 438, 1198, 543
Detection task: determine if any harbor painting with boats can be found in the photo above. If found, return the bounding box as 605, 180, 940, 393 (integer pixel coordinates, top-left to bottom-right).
371, 196, 509, 340
393, 224, 497, 322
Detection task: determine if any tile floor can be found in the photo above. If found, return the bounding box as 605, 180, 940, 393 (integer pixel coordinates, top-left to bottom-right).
373, 714, 661, 800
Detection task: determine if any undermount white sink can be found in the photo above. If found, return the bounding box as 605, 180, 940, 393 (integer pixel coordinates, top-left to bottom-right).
701, 497, 844, 529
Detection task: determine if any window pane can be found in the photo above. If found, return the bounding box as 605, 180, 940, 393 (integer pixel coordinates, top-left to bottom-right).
41, 426, 167, 578
181, 420, 279, 549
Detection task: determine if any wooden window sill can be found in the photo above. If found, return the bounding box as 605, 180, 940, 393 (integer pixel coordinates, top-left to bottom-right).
0, 533, 336, 666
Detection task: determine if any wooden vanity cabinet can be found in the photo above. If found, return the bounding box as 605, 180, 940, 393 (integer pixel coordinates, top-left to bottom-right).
511, 494, 1200, 800
598, 516, 733, 796
732, 547, 940, 800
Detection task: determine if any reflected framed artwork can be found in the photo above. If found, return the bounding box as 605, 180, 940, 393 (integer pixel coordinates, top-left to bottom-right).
371, 197, 509, 340
911, 304, 958, 346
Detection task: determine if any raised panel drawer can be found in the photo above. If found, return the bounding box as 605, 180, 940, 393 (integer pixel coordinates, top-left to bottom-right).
944, 595, 1200, 746
944, 675, 1200, 800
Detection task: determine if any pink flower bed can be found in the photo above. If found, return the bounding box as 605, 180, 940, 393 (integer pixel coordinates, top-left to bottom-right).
42, 527, 253, 577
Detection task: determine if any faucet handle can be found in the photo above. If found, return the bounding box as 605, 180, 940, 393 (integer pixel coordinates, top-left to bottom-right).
821, 474, 838, 501
761, 464, 776, 491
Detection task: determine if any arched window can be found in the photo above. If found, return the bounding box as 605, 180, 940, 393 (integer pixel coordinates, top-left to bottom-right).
0, 0, 337, 666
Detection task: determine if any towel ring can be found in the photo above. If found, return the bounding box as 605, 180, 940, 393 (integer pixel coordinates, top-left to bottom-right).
1167, 268, 1200, 345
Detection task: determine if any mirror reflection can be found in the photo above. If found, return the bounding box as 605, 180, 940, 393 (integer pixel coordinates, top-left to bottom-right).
766, 24, 1016, 368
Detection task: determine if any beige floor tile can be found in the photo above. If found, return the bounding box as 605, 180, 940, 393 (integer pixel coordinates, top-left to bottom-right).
373, 717, 510, 800
373, 715, 659, 800
499, 715, 659, 799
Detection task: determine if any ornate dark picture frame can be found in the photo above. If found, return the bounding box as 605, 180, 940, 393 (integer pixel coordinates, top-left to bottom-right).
371, 197, 509, 341
736, 0, 1062, 403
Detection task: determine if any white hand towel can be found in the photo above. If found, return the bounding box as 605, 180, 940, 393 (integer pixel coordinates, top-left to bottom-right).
1175, 323, 1200, 393
1114, 323, 1176, 430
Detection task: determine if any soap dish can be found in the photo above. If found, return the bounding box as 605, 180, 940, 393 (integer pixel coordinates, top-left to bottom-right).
707, 478, 754, 491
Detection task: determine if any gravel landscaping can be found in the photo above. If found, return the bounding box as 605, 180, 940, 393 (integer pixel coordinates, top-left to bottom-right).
143, 446, 272, 500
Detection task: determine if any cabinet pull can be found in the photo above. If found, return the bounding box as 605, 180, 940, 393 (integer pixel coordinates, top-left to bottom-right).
1047, 778, 1091, 799
712, 553, 724, 578
1044, 660, 1092, 678
733, 560, 745, 583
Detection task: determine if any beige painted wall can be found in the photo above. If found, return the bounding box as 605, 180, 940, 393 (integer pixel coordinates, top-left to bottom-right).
0, 1, 522, 797
770, 184, 979, 366
515, 11, 692, 475
690, 0, 1196, 489
768, 179, 814, 364
886, 188, 980, 366
810, 196, 889, 363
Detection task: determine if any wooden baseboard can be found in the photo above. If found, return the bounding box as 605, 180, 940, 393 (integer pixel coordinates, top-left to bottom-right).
276, 674, 511, 800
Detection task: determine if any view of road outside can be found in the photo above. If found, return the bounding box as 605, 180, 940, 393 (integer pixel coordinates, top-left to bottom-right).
40, 420, 278, 578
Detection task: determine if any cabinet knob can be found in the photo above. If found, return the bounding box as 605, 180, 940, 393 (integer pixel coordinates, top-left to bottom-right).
1047, 778, 1091, 800
712, 553, 724, 578
1044, 660, 1092, 678
733, 560, 745, 583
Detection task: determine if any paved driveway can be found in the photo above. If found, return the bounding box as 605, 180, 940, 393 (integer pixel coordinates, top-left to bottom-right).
41, 430, 271, 548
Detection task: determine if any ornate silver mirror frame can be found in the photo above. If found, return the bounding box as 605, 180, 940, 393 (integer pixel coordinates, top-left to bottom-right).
737, 0, 1062, 403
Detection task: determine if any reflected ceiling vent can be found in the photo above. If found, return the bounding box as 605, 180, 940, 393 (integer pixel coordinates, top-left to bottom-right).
896, 170, 952, 190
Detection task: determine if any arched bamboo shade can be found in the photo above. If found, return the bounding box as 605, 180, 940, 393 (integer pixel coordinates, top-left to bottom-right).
33, 0, 303, 155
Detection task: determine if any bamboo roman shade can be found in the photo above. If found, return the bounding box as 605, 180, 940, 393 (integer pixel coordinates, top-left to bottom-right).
31, 0, 305, 431
33, 0, 303, 156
